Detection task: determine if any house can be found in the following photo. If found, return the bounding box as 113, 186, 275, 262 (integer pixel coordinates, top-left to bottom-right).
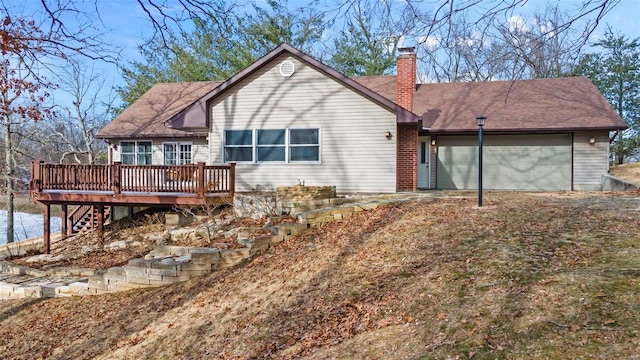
96, 43, 627, 193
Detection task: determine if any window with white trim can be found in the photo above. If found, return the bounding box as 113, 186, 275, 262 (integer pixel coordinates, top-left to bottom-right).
224, 128, 319, 163
163, 142, 193, 165
224, 130, 253, 162
120, 141, 152, 164
257, 129, 285, 162
290, 129, 319, 161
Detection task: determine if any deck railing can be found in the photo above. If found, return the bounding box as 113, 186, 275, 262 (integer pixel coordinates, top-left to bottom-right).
30, 161, 235, 197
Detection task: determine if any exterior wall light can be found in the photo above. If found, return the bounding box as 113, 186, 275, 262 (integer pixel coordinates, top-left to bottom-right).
431, 139, 436, 146
589, 137, 596, 145
384, 130, 392, 139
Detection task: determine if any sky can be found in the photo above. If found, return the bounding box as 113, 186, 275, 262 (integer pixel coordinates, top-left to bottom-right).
5, 0, 640, 110
78, 0, 640, 103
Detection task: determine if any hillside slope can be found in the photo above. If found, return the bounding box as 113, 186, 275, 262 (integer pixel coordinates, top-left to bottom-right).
0, 193, 639, 359
610, 163, 640, 185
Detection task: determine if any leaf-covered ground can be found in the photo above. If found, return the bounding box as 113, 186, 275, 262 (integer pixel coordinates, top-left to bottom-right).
1, 192, 639, 359
8, 208, 259, 270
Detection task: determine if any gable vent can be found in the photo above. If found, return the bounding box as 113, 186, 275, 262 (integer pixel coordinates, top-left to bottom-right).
279, 60, 295, 77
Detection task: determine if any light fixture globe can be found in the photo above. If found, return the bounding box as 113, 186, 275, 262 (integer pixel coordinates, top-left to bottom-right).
476, 116, 486, 127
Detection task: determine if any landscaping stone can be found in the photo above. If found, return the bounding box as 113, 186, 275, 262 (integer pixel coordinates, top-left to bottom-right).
165, 211, 196, 228
1, 192, 443, 300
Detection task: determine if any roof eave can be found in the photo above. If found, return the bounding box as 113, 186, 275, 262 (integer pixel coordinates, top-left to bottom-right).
428, 125, 628, 134
97, 132, 207, 140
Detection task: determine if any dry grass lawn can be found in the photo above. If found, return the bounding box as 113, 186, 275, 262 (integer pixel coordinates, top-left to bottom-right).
0, 192, 639, 359
609, 163, 640, 185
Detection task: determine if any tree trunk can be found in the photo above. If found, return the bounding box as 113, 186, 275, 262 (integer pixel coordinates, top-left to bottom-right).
3, 116, 14, 243
616, 134, 624, 165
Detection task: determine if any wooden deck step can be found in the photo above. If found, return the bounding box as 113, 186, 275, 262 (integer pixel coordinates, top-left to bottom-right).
73, 206, 111, 234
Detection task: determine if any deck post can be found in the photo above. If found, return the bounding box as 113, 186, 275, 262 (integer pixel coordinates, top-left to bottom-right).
30, 161, 43, 193
229, 162, 236, 197
197, 162, 206, 196
42, 204, 50, 254
112, 162, 121, 194
97, 205, 104, 247
61, 204, 68, 239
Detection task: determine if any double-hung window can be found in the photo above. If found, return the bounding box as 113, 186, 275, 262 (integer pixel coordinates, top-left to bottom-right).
257, 129, 285, 162
120, 141, 152, 164
224, 128, 319, 163
164, 142, 192, 165
224, 130, 253, 162
289, 129, 319, 161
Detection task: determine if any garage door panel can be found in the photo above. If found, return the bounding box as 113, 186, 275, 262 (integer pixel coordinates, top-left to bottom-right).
436, 134, 571, 191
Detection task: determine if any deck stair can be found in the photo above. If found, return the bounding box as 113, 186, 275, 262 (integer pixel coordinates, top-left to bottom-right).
68, 205, 111, 234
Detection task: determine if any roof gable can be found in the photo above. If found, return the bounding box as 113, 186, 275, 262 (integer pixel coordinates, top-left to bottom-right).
96, 81, 220, 139
166, 43, 421, 129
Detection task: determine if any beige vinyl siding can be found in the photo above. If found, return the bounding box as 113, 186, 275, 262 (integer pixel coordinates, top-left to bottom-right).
151, 142, 163, 164
209, 54, 397, 193
110, 138, 208, 165
191, 138, 209, 163
573, 131, 610, 190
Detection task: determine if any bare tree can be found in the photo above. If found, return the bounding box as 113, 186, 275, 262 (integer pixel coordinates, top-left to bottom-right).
46, 58, 111, 164
490, 5, 586, 79
320, 0, 619, 82
327, 0, 424, 76
1, 18, 55, 243
0, 6, 114, 243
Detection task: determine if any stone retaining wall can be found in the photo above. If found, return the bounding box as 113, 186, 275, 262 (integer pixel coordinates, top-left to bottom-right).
234, 185, 340, 219
276, 185, 336, 201
0, 195, 398, 300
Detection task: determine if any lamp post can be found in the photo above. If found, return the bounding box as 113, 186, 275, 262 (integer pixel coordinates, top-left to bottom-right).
476, 116, 486, 207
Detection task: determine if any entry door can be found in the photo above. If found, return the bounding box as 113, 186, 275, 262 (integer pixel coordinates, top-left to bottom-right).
417, 136, 430, 188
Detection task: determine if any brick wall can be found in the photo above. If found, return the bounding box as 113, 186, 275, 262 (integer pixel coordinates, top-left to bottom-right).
397, 123, 418, 191
396, 49, 416, 111
396, 48, 418, 191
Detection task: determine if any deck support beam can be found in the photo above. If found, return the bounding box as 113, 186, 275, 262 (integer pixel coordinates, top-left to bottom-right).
42, 204, 50, 254
97, 205, 104, 247
60, 204, 68, 239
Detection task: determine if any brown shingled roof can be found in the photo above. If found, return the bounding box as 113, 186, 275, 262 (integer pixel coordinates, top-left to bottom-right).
354, 76, 627, 133
96, 81, 220, 139
101, 58, 624, 140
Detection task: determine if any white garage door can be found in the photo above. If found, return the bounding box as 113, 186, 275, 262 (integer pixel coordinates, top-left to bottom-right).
436, 134, 572, 190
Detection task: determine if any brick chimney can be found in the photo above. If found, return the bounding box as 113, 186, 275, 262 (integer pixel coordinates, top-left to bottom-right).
396, 47, 416, 111
396, 47, 418, 191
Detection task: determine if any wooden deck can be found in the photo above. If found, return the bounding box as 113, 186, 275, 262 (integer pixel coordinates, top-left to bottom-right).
29, 161, 235, 253
30, 161, 235, 206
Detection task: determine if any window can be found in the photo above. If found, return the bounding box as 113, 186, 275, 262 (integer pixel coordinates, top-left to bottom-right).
223, 128, 320, 163
290, 129, 319, 161
224, 130, 253, 162
164, 142, 192, 165
120, 141, 152, 164
257, 129, 285, 162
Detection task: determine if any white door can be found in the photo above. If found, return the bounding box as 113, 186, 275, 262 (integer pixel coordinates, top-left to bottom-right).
417, 136, 430, 189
